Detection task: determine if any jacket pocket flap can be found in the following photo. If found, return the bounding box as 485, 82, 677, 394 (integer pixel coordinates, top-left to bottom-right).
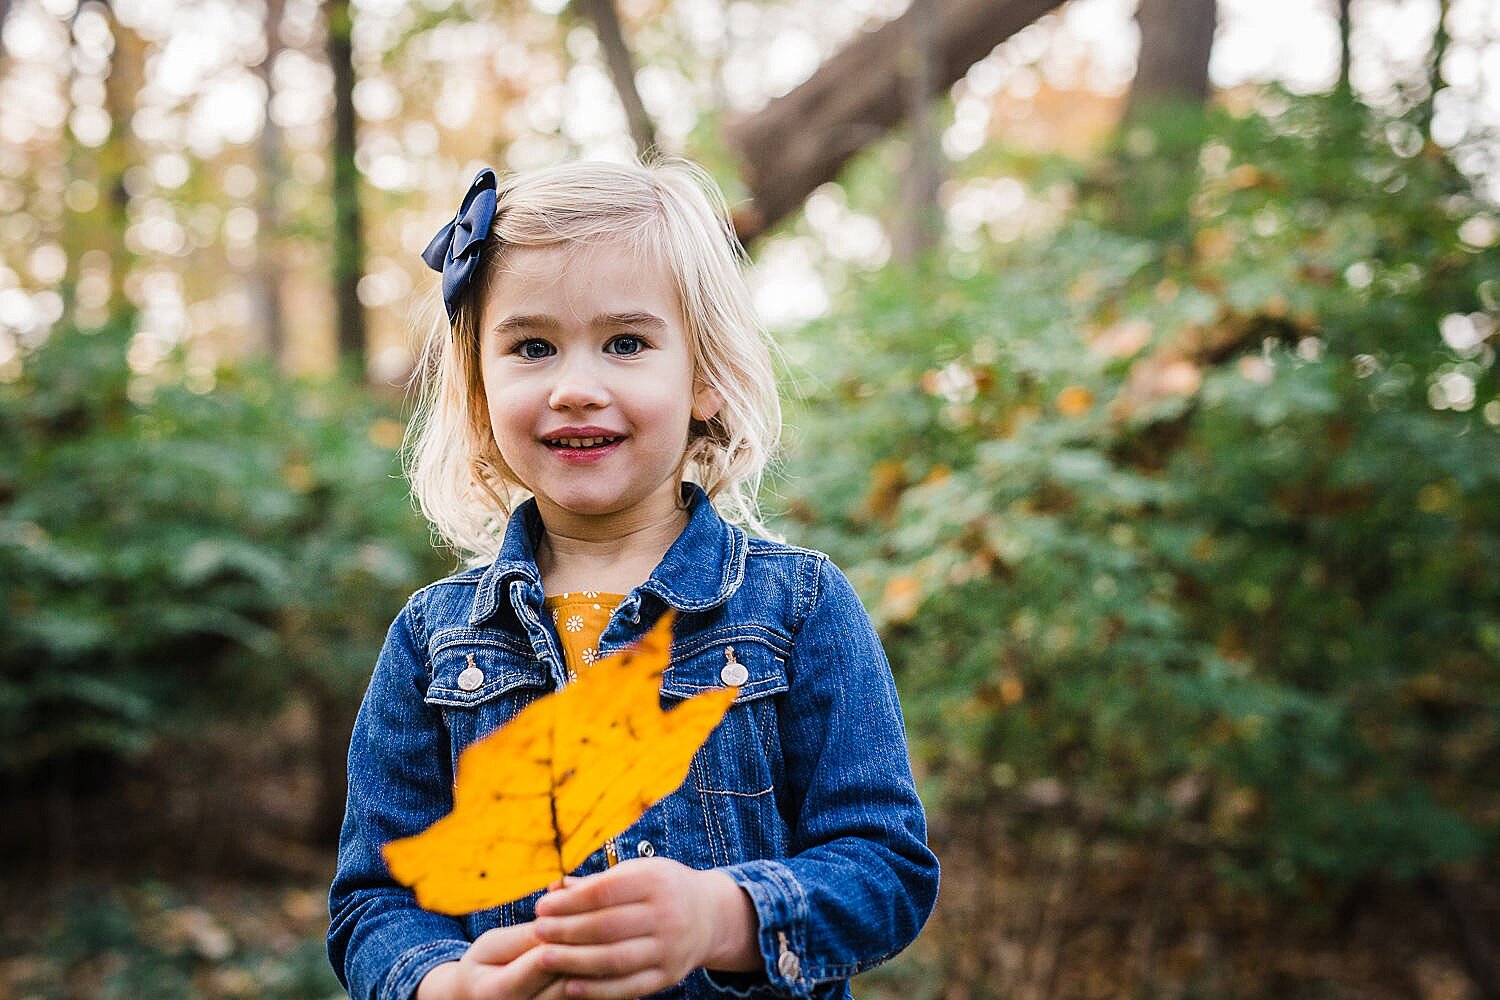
425, 634, 550, 708
661, 628, 790, 704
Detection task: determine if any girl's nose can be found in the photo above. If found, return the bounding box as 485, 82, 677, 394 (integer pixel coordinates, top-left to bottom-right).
547, 355, 610, 410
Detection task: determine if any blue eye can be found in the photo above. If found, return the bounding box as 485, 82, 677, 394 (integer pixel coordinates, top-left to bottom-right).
516, 339, 554, 360
607, 335, 646, 356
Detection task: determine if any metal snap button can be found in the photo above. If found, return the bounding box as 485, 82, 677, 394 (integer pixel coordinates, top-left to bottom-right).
636, 839, 655, 858
458, 654, 483, 692
777, 948, 800, 980
720, 646, 748, 686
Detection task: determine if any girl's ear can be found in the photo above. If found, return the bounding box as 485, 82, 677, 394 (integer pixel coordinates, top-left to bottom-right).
692, 381, 723, 422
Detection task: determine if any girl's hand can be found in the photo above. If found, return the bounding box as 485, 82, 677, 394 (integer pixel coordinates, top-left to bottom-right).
415, 923, 566, 1000
532, 858, 760, 999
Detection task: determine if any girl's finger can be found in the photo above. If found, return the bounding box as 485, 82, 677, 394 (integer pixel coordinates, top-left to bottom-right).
485, 943, 560, 997
536, 864, 654, 916
470, 921, 545, 964
559, 969, 670, 1000
531, 980, 570, 1000
538, 937, 661, 979
534, 903, 654, 945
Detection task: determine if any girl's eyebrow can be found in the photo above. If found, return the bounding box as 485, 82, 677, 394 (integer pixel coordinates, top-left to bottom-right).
492, 311, 667, 334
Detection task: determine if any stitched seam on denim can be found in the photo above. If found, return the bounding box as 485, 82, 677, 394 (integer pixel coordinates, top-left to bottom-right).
470, 561, 540, 626
691, 755, 726, 867
751, 860, 812, 996
382, 939, 467, 1000
424, 679, 549, 708
692, 758, 716, 865
787, 863, 811, 973
721, 522, 745, 600
475, 575, 496, 626
662, 635, 791, 704
698, 785, 774, 798
794, 552, 825, 637
656, 802, 673, 863
643, 519, 747, 611
409, 591, 430, 655
409, 595, 437, 700
662, 678, 787, 702
705, 759, 733, 867
727, 864, 797, 990
757, 699, 777, 758
753, 861, 803, 949
511, 579, 567, 687
768, 860, 807, 927
699, 978, 785, 998
804, 942, 902, 981
701, 969, 799, 999
745, 538, 824, 558
430, 629, 534, 658
670, 625, 792, 659
427, 640, 545, 698
808, 949, 898, 981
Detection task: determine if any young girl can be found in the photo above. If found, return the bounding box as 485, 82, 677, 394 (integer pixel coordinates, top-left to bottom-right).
328, 158, 939, 1000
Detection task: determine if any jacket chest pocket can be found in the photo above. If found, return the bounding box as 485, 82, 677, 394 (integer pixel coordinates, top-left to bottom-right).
423, 630, 553, 768
662, 629, 790, 864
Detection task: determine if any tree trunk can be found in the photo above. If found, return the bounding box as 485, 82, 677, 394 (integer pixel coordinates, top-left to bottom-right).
58, 10, 82, 323
894, 0, 944, 266
1124, 0, 1217, 121
66, 0, 140, 324
253, 0, 289, 365
726, 0, 1065, 243
1335, 0, 1352, 99
574, 0, 658, 155
1418, 0, 1450, 139
0, 0, 14, 75
1088, 0, 1218, 252
324, 0, 367, 373
99, 3, 137, 319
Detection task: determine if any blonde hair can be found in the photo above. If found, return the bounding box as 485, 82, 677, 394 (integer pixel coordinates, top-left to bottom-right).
405, 156, 782, 563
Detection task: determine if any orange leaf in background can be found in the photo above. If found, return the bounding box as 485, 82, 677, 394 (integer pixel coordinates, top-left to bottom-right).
862, 458, 909, 523
1194, 226, 1234, 262
882, 574, 923, 625
382, 613, 735, 915
1227, 164, 1264, 190
1056, 386, 1095, 417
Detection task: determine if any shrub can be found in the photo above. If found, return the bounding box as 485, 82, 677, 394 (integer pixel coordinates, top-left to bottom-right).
0, 321, 446, 781
778, 93, 1500, 897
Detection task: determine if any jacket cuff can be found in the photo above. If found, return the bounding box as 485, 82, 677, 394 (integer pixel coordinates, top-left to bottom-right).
708, 859, 811, 998
380, 939, 470, 1000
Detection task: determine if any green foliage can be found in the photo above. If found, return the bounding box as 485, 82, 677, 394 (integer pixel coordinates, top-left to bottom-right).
0, 322, 446, 773
778, 92, 1500, 898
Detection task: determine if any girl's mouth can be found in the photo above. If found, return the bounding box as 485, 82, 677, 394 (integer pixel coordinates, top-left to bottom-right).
544, 435, 624, 451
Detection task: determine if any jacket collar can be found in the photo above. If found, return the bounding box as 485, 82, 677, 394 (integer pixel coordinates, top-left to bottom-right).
468, 483, 746, 627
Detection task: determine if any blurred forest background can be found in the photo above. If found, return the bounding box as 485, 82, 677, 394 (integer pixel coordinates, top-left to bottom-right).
1, 0, 1498, 996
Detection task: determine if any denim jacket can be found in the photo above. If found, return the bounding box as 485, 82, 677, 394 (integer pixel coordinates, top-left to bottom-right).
328, 484, 940, 1000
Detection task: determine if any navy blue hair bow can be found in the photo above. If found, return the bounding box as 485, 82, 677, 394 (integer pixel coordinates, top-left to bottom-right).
421, 167, 498, 322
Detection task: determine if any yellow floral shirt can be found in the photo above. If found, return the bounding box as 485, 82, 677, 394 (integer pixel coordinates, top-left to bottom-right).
543, 590, 627, 864
544, 591, 627, 682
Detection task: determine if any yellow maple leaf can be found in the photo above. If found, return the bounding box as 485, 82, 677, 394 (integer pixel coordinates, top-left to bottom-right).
382, 612, 736, 915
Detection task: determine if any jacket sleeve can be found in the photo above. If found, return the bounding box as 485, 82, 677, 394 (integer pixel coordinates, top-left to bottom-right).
327, 595, 472, 1000
705, 556, 941, 998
